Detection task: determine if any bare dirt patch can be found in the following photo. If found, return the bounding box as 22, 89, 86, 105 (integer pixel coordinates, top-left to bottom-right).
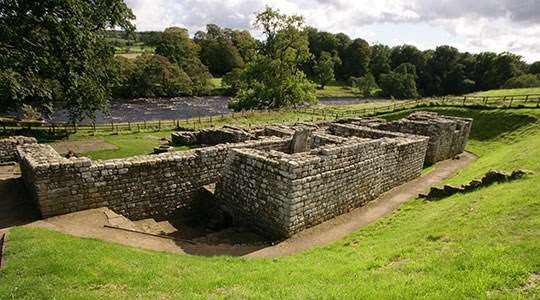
115, 53, 142, 60
50, 138, 118, 155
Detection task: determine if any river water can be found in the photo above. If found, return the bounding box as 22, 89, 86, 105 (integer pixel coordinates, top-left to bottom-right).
45, 96, 379, 124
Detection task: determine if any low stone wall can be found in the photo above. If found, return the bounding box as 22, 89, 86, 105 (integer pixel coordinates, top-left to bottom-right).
215, 135, 428, 238
171, 127, 254, 146
0, 136, 37, 163
18, 137, 290, 219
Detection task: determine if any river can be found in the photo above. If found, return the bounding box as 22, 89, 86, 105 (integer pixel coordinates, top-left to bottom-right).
45, 96, 381, 124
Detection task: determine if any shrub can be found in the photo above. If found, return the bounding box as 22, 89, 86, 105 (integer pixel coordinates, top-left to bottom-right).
503, 74, 540, 89
379, 72, 419, 99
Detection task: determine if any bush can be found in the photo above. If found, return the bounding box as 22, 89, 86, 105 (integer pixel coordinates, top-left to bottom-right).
503, 74, 540, 89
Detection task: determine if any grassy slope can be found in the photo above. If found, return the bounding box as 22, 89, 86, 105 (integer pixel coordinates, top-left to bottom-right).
1, 108, 540, 299
470, 87, 540, 97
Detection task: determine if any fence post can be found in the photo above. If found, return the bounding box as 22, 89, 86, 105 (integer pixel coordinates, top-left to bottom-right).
462, 96, 467, 106
111, 121, 114, 132
536, 97, 540, 108
158, 120, 161, 131
525, 95, 529, 104
509, 97, 514, 107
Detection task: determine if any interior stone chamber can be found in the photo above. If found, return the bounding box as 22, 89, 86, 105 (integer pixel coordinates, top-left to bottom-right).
13, 111, 472, 239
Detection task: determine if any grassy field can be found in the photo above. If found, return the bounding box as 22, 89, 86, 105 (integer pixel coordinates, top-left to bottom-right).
1, 107, 539, 298
315, 82, 360, 97
60, 101, 397, 159
469, 87, 540, 97
114, 46, 155, 54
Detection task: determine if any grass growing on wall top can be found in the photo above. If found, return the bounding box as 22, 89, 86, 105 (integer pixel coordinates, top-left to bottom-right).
1, 107, 539, 298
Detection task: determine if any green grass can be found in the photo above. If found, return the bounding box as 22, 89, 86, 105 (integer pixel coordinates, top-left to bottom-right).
469, 87, 540, 97
314, 81, 383, 98
316, 82, 359, 97
210, 77, 222, 88
114, 46, 155, 54
1, 107, 540, 299
64, 102, 398, 160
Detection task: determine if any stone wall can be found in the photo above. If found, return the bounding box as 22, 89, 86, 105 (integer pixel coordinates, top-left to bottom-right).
171, 127, 254, 146
372, 112, 472, 164
0, 136, 37, 163
215, 134, 429, 238
18, 138, 290, 219
16, 111, 471, 238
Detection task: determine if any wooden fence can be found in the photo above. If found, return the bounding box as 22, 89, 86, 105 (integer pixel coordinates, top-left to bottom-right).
1, 93, 540, 136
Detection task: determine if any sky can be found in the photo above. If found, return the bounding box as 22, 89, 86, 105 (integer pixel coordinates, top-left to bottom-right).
124, 0, 540, 63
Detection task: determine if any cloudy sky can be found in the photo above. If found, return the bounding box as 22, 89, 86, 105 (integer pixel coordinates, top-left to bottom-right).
124, 0, 540, 63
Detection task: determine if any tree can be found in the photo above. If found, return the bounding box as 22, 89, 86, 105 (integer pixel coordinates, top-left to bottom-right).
503, 74, 540, 88
0, 0, 135, 122
229, 7, 316, 111
339, 38, 371, 80
225, 29, 259, 63
155, 27, 212, 95
380, 71, 418, 99
314, 52, 340, 88
370, 44, 392, 83
124, 55, 193, 97
351, 74, 378, 97
195, 24, 245, 76
530, 61, 540, 74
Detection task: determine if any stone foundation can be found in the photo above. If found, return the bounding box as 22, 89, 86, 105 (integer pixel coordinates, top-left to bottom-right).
215, 134, 428, 238
18, 138, 290, 219
16, 111, 472, 238
370, 112, 472, 164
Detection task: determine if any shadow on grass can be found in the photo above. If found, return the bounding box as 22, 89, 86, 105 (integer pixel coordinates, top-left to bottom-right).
380, 107, 538, 141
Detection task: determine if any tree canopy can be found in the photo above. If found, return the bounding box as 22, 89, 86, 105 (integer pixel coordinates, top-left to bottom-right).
229, 7, 316, 111
0, 0, 135, 121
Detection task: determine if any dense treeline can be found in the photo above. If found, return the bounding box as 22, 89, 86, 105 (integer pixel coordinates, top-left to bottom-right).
2, 1, 540, 121
109, 24, 540, 102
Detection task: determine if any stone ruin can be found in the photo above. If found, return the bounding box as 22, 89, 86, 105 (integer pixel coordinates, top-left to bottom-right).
9, 112, 472, 239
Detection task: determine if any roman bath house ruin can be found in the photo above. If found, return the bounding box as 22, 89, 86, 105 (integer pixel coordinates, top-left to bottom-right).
8, 112, 471, 239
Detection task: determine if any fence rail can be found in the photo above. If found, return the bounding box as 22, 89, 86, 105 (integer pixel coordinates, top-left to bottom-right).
1, 93, 540, 136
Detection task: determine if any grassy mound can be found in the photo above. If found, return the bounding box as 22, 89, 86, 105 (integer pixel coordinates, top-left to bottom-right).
1, 108, 539, 299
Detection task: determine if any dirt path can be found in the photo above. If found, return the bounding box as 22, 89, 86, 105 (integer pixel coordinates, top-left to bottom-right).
50, 138, 117, 155
247, 152, 476, 258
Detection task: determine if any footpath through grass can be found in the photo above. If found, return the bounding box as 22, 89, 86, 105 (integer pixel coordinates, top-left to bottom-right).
1, 107, 540, 299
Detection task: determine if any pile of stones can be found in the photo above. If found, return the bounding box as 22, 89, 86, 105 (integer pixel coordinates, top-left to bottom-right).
420, 169, 529, 200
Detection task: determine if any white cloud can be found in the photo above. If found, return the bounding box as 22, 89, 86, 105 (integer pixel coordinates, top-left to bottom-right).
125, 0, 540, 62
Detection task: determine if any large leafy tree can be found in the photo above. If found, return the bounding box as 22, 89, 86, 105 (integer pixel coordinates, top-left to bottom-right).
530, 61, 540, 74
194, 24, 244, 77
370, 44, 392, 83
339, 38, 371, 80
0, 0, 135, 121
314, 51, 340, 89
229, 7, 316, 111
155, 27, 212, 94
